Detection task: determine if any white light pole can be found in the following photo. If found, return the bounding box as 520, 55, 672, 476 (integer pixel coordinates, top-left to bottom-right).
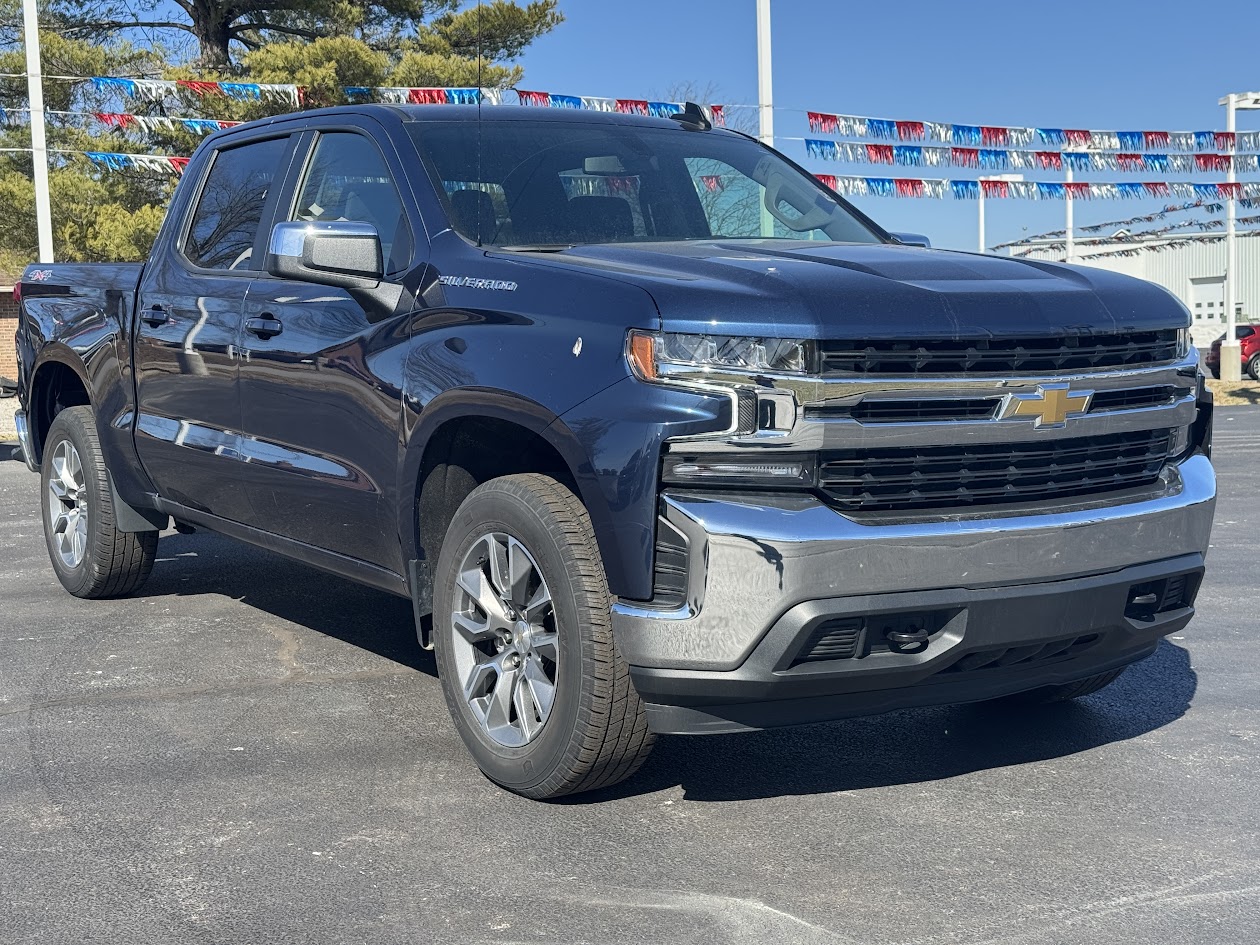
978, 173, 1022, 253
22, 0, 53, 262
1064, 163, 1075, 263
756, 0, 773, 237
1217, 91, 1260, 382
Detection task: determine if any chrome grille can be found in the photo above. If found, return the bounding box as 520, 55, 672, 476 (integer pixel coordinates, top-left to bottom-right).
818, 330, 1182, 376
818, 428, 1174, 512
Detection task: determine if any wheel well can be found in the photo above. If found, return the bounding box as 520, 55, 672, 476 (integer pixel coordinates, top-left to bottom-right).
416, 416, 579, 573
30, 362, 91, 464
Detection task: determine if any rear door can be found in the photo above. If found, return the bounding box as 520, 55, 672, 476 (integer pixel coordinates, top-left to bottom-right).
236, 124, 420, 568
134, 134, 295, 521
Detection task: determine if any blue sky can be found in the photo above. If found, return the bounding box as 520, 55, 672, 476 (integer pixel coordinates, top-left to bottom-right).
520, 0, 1260, 251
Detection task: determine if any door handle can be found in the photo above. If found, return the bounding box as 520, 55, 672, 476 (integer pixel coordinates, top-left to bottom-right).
244, 316, 283, 339
140, 305, 167, 328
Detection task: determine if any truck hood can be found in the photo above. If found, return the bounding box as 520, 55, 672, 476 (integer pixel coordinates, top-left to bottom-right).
515, 240, 1186, 339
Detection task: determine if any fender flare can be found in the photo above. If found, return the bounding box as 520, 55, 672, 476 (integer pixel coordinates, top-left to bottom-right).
397, 386, 619, 582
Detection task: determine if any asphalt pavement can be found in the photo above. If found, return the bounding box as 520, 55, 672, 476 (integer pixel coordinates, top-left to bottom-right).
1, 411, 1258, 945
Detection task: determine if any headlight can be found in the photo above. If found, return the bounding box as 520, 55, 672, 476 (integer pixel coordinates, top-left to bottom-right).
662, 452, 817, 487
627, 330, 813, 380
1177, 327, 1191, 359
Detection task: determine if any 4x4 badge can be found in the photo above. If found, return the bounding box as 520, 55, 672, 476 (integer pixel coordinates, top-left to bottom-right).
998, 384, 1092, 428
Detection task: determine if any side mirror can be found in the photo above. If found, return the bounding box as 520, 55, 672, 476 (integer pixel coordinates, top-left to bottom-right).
890, 231, 931, 248
267, 221, 383, 288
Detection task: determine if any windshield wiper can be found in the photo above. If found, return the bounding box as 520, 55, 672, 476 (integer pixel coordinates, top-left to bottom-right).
497, 243, 576, 253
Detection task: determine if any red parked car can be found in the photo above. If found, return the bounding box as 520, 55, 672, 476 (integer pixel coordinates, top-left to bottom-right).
1205, 324, 1260, 380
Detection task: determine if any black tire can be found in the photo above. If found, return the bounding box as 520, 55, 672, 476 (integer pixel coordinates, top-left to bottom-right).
1005, 668, 1126, 705
1248, 353, 1260, 381
433, 473, 654, 799
40, 406, 158, 599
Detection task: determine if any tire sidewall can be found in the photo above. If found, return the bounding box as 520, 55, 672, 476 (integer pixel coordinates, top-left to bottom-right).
433, 482, 595, 794
1248, 354, 1260, 381
40, 410, 97, 597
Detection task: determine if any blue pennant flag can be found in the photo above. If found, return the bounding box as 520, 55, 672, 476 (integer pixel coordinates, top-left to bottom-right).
867, 119, 896, 139
951, 124, 981, 146
220, 82, 261, 100
1194, 184, 1220, 199
1118, 183, 1146, 199
893, 145, 922, 166
646, 101, 676, 117
91, 77, 137, 96
951, 179, 980, 199
1117, 131, 1144, 151
1193, 132, 1214, 151
86, 151, 133, 171
978, 149, 1008, 169
1036, 128, 1065, 146
552, 94, 583, 109
1065, 152, 1092, 172
1143, 154, 1169, 173
1036, 182, 1065, 200
446, 88, 483, 105
866, 177, 896, 197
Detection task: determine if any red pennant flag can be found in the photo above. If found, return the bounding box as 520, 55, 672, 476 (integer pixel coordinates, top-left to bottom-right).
1064, 129, 1091, 147
895, 177, 924, 197
866, 143, 895, 164
168, 156, 191, 174
980, 126, 1008, 146
516, 90, 551, 106
1144, 182, 1171, 197
408, 88, 447, 104
1065, 182, 1091, 199
1034, 151, 1063, 170
1215, 132, 1236, 152
700, 175, 724, 193
808, 111, 838, 133
1196, 153, 1231, 172
1219, 182, 1243, 199
1116, 153, 1144, 171
1144, 131, 1170, 149
816, 174, 840, 190
951, 147, 979, 168
980, 179, 1009, 198
709, 104, 725, 126
615, 99, 649, 115
177, 80, 225, 97
895, 120, 925, 141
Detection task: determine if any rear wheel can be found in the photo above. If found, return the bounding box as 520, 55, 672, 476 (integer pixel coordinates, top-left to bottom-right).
40, 406, 158, 598
1004, 668, 1126, 705
1247, 353, 1260, 381
433, 473, 654, 799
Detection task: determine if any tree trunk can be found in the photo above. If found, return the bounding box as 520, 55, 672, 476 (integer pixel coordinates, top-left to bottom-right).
189, 2, 234, 68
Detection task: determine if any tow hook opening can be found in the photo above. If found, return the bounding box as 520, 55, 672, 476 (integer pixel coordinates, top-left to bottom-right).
1124, 570, 1203, 621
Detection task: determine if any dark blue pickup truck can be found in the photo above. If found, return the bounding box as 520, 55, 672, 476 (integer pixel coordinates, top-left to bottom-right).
12, 104, 1216, 798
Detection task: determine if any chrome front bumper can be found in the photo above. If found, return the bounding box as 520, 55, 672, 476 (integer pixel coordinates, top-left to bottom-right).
612, 453, 1216, 672
13, 409, 38, 472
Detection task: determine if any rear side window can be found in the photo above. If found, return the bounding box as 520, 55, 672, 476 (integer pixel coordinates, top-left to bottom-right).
292, 132, 413, 274
184, 137, 288, 271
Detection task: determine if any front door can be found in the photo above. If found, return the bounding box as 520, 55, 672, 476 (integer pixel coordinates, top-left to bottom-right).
133, 134, 292, 521
236, 129, 416, 568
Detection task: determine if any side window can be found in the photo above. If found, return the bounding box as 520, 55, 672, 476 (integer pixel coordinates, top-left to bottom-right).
293, 132, 413, 273
184, 137, 288, 271
684, 157, 829, 240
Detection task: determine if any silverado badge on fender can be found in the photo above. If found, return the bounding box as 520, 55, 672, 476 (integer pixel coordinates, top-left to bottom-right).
998, 384, 1093, 428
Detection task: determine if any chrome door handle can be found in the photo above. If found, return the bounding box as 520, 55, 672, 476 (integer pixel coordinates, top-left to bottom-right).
244, 316, 283, 339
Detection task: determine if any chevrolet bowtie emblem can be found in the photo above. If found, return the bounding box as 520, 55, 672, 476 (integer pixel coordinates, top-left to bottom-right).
998, 385, 1092, 428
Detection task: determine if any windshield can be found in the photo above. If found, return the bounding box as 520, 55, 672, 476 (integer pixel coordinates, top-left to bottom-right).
406, 118, 884, 248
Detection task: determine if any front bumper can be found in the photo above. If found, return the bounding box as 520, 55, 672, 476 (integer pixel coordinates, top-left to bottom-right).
612, 453, 1216, 734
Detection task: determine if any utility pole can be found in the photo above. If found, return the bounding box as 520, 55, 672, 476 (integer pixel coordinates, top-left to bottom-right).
1064, 164, 1074, 263
978, 174, 1022, 253
22, 0, 54, 262
756, 0, 773, 237
1221, 92, 1241, 381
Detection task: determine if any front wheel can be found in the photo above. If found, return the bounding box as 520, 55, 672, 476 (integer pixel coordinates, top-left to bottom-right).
1247, 353, 1260, 381
40, 406, 158, 598
433, 474, 654, 799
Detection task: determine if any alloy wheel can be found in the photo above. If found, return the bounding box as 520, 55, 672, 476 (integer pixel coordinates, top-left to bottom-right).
449, 532, 559, 748
47, 438, 88, 569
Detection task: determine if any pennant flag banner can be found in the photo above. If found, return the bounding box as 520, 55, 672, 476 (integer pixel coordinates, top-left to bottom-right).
993, 200, 1224, 249
514, 91, 725, 125
90, 77, 301, 106
805, 138, 1260, 174
82, 150, 190, 175
805, 110, 1260, 154
343, 86, 503, 105
815, 175, 1260, 201
93, 112, 240, 135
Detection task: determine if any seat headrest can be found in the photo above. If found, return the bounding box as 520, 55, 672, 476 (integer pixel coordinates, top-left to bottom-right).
567, 195, 634, 242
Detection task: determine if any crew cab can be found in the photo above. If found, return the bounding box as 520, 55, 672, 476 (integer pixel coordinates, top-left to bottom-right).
13, 104, 1216, 799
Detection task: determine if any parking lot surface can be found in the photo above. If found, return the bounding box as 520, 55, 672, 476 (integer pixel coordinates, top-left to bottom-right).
1, 410, 1257, 945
